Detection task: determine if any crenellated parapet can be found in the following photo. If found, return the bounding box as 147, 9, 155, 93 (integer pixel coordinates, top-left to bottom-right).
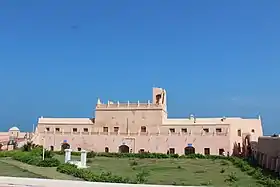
95, 99, 165, 110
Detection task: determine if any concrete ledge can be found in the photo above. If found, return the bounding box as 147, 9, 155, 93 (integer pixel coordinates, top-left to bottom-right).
0, 177, 205, 187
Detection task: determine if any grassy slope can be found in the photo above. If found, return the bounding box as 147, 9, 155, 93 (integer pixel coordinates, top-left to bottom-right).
55, 155, 263, 187
0, 158, 81, 180
0, 160, 43, 178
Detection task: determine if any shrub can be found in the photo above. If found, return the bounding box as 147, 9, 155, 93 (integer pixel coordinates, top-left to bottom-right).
12, 151, 60, 167
0, 150, 19, 157
87, 151, 96, 158
129, 160, 138, 166
22, 142, 32, 152
224, 172, 239, 183
135, 170, 149, 184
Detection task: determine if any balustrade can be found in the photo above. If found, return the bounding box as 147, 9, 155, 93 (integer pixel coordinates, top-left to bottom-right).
43, 130, 228, 137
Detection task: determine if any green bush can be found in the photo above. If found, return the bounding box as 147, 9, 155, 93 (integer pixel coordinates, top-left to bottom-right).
12, 151, 60, 167
57, 163, 131, 183
0, 150, 19, 157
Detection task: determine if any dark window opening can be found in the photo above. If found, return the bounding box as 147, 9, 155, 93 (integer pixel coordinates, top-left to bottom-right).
55, 128, 60, 132
238, 129, 241, 136
219, 148, 225, 155
50, 146, 54, 151
204, 148, 210, 155
77, 147, 81, 151
139, 149, 145, 153
114, 127, 119, 133
216, 128, 222, 133
181, 128, 187, 133
203, 128, 209, 133
103, 127, 108, 132
73, 128, 77, 132
169, 148, 175, 154
46, 128, 50, 132
141, 126, 147, 132
169, 128, 175, 133
105, 147, 109, 153
156, 94, 162, 104
83, 128, 88, 132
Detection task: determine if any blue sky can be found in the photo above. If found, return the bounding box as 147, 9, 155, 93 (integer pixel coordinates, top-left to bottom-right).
0, 1, 279, 135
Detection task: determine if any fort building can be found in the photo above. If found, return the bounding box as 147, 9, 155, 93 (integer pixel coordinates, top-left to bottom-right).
30, 87, 263, 155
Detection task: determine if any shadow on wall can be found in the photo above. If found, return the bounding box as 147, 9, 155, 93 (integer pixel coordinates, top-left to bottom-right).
232, 136, 255, 158
232, 142, 241, 156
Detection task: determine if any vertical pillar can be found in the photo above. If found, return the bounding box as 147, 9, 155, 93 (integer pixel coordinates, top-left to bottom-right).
276, 158, 280, 172
271, 158, 276, 171
81, 150, 87, 167
65, 149, 72, 163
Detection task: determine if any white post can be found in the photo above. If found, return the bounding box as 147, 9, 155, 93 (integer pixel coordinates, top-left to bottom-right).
80, 150, 87, 167
42, 138, 45, 160
65, 149, 72, 163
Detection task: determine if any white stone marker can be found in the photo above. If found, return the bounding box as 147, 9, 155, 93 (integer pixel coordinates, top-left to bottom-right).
65, 149, 72, 163
80, 150, 87, 168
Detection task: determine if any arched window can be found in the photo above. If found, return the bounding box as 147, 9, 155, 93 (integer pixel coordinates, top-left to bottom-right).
50, 146, 54, 151
105, 147, 109, 153
141, 126, 147, 133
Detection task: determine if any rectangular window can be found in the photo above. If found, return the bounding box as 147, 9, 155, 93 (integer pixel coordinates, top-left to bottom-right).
45, 127, 50, 132
203, 128, 209, 133
181, 128, 187, 133
114, 127, 119, 133
55, 128, 60, 132
237, 129, 241, 137
103, 127, 108, 132
204, 148, 210, 155
169, 148, 175, 154
141, 126, 147, 132
219, 148, 225, 156
216, 128, 222, 133
169, 128, 175, 133
83, 128, 88, 132
73, 128, 78, 132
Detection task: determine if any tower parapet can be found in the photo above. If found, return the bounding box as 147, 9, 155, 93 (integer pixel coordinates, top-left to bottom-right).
95, 87, 167, 111
96, 100, 164, 110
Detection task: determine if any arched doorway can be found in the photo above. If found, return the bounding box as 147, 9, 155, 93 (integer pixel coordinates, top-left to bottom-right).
119, 145, 129, 153
105, 147, 109, 153
61, 142, 70, 151
185, 146, 195, 155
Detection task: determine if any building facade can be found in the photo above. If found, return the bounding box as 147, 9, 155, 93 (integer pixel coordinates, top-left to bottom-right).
32, 87, 263, 155
0, 127, 32, 150
254, 136, 280, 172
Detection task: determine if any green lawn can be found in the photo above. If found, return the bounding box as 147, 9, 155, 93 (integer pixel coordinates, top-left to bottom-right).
55, 155, 263, 186
0, 158, 80, 180
0, 160, 43, 178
